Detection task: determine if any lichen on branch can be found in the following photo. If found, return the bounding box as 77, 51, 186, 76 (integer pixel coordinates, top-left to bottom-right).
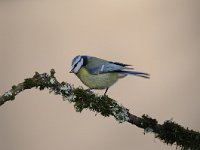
0, 69, 199, 150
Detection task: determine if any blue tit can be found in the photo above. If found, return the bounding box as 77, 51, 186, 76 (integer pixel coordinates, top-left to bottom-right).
70, 55, 149, 95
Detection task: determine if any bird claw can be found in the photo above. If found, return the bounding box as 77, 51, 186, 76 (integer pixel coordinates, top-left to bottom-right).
85, 89, 94, 94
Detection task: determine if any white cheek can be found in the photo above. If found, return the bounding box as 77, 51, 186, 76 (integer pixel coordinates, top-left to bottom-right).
73, 55, 81, 66
73, 59, 83, 73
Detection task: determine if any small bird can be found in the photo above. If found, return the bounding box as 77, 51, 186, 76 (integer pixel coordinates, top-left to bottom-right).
70, 55, 149, 95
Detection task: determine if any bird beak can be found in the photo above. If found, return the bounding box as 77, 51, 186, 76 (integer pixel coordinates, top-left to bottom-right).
69, 69, 73, 73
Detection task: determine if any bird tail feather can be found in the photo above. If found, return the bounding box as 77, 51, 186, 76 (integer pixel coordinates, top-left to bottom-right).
120, 71, 150, 79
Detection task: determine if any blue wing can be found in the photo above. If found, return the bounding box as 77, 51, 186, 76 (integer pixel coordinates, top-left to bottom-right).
84, 56, 133, 75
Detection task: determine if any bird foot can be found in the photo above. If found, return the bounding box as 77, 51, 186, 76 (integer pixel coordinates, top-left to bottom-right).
85, 89, 94, 94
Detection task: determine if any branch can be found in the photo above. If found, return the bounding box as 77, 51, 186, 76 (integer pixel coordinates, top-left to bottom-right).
0, 69, 199, 150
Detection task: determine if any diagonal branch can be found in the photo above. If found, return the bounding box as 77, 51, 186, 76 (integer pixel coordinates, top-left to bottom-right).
0, 69, 199, 150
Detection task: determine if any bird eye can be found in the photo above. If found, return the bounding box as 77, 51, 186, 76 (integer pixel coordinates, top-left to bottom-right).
74, 63, 77, 68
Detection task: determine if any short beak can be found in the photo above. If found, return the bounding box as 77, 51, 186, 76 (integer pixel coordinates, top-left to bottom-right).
69, 69, 73, 73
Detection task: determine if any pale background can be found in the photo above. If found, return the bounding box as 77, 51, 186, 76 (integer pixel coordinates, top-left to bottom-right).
0, 1, 200, 150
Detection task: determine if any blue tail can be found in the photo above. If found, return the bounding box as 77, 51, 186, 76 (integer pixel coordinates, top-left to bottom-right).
120, 71, 150, 79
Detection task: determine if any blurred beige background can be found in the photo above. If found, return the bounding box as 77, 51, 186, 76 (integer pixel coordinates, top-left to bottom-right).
0, 1, 200, 150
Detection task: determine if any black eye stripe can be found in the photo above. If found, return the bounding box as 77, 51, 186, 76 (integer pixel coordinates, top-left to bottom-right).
81, 56, 88, 66
73, 58, 83, 69
74, 63, 77, 68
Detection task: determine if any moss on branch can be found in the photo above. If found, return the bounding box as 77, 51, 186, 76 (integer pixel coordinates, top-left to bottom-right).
0, 69, 199, 150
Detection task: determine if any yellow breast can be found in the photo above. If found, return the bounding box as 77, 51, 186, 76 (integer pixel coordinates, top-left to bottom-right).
76, 67, 119, 89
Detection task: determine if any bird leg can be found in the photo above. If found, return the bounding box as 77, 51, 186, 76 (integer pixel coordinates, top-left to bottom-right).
104, 88, 109, 95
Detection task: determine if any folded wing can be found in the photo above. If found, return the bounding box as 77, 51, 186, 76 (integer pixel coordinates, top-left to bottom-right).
85, 56, 133, 75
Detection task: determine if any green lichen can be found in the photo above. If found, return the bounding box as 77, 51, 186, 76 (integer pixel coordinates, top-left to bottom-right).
140, 114, 158, 130
71, 87, 129, 123
111, 105, 129, 123
156, 120, 200, 150
23, 78, 36, 89
50, 69, 55, 76
11, 85, 17, 90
